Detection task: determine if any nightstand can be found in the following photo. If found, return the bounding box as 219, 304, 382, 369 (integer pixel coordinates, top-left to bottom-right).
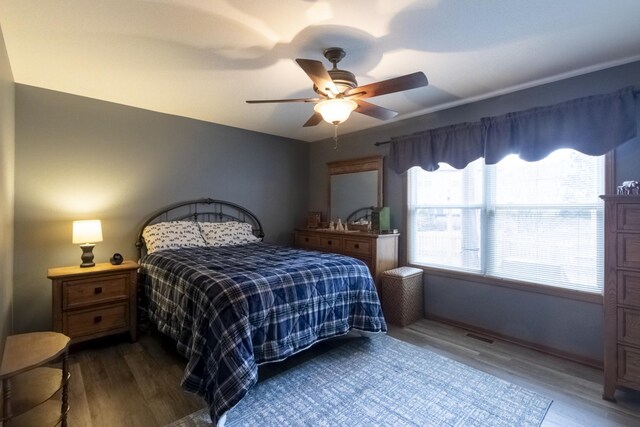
48, 261, 139, 344
1, 332, 70, 426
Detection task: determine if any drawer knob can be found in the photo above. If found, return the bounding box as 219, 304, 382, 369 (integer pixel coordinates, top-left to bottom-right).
354, 244, 360, 249
328, 240, 332, 245
94, 316, 102, 323
94, 287, 103, 294
305, 238, 309, 242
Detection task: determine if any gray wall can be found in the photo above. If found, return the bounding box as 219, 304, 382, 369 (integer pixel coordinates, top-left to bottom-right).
309, 61, 640, 363
13, 85, 309, 333
0, 24, 14, 357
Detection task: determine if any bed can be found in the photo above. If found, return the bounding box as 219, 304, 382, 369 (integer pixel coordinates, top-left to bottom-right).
135, 198, 387, 426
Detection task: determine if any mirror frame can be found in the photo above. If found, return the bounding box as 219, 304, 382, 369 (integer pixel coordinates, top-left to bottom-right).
327, 155, 383, 221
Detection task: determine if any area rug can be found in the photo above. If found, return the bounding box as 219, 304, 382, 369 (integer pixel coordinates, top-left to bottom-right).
169, 335, 552, 427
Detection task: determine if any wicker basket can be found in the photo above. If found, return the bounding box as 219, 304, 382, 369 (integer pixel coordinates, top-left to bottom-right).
381, 267, 424, 327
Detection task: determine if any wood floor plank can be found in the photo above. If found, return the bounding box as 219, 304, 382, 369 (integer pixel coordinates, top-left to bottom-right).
67, 358, 92, 427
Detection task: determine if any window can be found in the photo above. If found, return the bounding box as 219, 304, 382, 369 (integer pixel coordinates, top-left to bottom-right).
408, 149, 605, 293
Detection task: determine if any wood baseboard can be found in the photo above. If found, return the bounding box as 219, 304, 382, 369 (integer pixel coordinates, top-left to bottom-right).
426, 314, 603, 369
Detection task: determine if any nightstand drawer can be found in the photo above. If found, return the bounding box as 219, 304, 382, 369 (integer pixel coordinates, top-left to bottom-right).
343, 238, 371, 255
64, 303, 128, 339
319, 236, 343, 251
63, 275, 129, 309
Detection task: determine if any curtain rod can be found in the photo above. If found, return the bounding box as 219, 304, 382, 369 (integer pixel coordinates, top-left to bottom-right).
374, 140, 390, 146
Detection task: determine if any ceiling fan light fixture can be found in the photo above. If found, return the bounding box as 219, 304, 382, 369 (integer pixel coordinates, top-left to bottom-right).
314, 98, 357, 125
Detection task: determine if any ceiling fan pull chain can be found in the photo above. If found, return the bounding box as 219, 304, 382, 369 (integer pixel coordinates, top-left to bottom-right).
333, 124, 339, 150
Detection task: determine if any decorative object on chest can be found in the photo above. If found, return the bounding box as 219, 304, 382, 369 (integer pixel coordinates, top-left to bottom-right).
617, 180, 640, 195
48, 261, 139, 344
601, 195, 640, 401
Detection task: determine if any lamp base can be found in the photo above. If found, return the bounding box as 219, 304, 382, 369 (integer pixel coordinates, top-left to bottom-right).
79, 243, 96, 268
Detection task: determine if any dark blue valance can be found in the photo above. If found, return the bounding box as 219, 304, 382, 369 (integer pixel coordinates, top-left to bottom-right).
388, 122, 482, 172
389, 86, 638, 174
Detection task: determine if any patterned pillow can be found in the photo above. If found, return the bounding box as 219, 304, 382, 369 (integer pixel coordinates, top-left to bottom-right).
142, 221, 207, 254
199, 221, 260, 247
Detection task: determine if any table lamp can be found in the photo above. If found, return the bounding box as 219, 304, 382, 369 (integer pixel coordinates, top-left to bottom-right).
72, 219, 103, 267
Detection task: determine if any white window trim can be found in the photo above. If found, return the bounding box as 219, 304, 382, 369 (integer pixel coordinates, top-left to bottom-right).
403, 151, 613, 304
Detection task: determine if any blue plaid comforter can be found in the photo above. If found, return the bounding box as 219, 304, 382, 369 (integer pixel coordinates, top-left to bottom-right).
139, 243, 386, 425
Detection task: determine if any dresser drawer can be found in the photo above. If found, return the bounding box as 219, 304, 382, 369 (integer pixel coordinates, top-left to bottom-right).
319, 236, 343, 251
63, 274, 129, 309
619, 270, 640, 307
64, 303, 128, 339
617, 234, 640, 269
618, 345, 640, 384
618, 307, 640, 346
295, 232, 320, 249
618, 204, 640, 231
343, 238, 371, 256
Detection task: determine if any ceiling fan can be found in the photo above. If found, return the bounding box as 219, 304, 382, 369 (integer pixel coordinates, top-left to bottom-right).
246, 47, 428, 128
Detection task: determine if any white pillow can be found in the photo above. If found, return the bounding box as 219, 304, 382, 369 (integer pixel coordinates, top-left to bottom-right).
142, 221, 207, 254
199, 221, 260, 247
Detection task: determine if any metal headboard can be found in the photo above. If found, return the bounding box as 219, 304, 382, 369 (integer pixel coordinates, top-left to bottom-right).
135, 198, 265, 258
346, 206, 375, 224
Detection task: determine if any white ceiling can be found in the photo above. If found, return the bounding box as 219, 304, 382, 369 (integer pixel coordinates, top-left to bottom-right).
1, 0, 640, 142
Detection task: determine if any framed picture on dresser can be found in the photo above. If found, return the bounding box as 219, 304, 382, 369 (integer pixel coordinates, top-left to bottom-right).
306, 212, 321, 229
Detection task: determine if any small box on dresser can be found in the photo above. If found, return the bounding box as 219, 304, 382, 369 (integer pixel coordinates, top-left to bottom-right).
48, 261, 139, 344
601, 195, 640, 401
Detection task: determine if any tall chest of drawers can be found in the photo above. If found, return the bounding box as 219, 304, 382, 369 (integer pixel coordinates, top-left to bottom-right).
602, 195, 640, 400
294, 229, 399, 286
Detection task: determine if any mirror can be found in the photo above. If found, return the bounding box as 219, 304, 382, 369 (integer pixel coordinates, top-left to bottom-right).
328, 156, 383, 222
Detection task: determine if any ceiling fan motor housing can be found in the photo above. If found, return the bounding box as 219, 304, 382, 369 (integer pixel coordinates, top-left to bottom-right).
314, 69, 357, 95
311, 47, 358, 96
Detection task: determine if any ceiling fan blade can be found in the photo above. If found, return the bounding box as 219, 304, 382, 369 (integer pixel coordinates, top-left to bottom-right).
303, 112, 323, 127
355, 100, 398, 121
295, 59, 339, 97
246, 97, 321, 104
347, 71, 428, 99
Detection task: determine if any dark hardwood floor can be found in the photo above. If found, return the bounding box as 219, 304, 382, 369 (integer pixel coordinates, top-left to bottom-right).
64, 319, 640, 426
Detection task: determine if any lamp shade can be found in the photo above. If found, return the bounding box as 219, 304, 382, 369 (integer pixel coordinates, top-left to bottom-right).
314, 99, 357, 125
72, 220, 103, 244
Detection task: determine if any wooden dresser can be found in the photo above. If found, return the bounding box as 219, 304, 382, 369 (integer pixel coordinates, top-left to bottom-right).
602, 195, 640, 401
48, 261, 139, 344
294, 229, 399, 285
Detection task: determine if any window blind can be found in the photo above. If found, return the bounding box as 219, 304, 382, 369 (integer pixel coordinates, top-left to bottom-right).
408, 149, 604, 293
